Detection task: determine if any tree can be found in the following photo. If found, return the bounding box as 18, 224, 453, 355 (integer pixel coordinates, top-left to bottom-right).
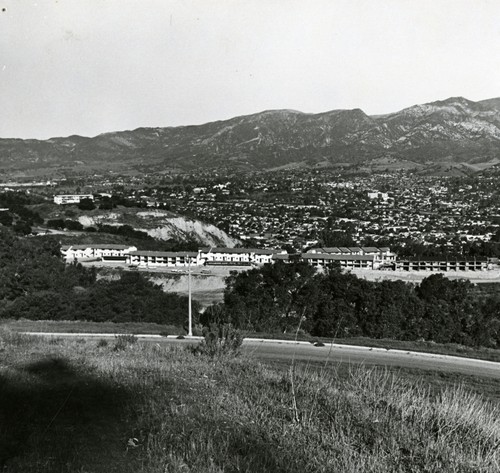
417, 274, 477, 344
223, 261, 318, 332
13, 221, 32, 235
0, 211, 13, 226
78, 198, 95, 211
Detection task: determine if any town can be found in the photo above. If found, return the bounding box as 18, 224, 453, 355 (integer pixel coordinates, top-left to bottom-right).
25, 164, 500, 254
2, 165, 499, 274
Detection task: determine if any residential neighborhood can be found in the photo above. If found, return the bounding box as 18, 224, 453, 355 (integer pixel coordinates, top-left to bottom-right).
47, 165, 500, 258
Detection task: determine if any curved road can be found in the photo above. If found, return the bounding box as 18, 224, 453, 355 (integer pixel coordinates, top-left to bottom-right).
243, 339, 500, 379
24, 332, 500, 379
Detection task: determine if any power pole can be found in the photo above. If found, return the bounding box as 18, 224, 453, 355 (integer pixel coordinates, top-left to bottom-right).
187, 255, 193, 337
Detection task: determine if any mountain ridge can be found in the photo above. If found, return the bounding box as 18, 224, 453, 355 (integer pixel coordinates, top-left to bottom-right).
1, 96, 499, 175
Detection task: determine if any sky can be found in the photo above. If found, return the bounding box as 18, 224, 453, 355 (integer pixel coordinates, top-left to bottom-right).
0, 0, 499, 139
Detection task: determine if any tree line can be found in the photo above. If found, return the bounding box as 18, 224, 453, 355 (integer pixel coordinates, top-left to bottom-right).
203, 261, 500, 348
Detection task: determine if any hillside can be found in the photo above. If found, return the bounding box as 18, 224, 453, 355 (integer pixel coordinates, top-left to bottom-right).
38, 206, 239, 248
1, 332, 500, 472
1, 96, 499, 176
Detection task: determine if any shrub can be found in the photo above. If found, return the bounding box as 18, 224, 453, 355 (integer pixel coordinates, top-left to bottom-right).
97, 338, 109, 348
113, 334, 138, 351
190, 323, 243, 358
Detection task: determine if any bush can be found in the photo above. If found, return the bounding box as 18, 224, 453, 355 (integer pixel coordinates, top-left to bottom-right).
113, 334, 138, 351
190, 323, 243, 358
97, 338, 109, 348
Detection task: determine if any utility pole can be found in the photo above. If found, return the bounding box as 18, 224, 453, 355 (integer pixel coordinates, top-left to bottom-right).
187, 255, 193, 337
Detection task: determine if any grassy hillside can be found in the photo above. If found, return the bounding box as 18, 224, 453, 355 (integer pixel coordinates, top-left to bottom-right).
1, 329, 499, 472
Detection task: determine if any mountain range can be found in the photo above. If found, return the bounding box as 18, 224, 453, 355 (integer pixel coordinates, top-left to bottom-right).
1, 96, 500, 176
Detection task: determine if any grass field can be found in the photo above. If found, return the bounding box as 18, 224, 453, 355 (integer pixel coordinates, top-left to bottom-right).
0, 319, 184, 336
1, 328, 500, 472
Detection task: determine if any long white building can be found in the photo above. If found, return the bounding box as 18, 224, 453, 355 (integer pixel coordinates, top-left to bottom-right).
61, 244, 137, 262
303, 246, 397, 269
200, 247, 287, 265
126, 251, 202, 267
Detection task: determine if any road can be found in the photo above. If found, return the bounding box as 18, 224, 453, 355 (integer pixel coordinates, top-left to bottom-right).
23, 332, 500, 379
243, 339, 500, 379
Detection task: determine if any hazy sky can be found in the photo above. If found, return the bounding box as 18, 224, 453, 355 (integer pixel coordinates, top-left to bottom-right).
1, 0, 499, 139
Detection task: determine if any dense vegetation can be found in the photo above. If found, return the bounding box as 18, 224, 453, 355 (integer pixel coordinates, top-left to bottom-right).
0, 227, 197, 326
0, 191, 44, 235
203, 261, 500, 348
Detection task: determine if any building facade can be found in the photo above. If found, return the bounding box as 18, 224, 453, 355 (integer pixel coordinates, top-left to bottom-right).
126, 251, 202, 267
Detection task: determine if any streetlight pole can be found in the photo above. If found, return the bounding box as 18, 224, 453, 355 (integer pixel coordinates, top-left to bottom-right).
187, 255, 193, 337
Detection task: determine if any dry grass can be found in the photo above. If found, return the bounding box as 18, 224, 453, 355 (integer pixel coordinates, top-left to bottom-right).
0, 327, 499, 472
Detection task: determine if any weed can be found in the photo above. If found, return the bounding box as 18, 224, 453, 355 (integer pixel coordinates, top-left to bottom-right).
96, 339, 108, 348
189, 323, 243, 358
113, 334, 137, 351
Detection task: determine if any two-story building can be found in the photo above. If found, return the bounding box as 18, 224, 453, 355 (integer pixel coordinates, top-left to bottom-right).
126, 251, 202, 267
201, 247, 288, 266
304, 246, 396, 269
61, 244, 137, 262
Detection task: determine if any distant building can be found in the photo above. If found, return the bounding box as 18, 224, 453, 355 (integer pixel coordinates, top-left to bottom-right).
54, 194, 94, 205
301, 252, 378, 270
61, 244, 137, 262
201, 247, 287, 266
394, 257, 490, 272
304, 246, 396, 268
126, 251, 202, 267
59, 243, 495, 274
367, 191, 389, 201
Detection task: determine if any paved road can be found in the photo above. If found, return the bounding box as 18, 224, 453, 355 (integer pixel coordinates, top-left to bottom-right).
243, 339, 500, 379
24, 332, 500, 379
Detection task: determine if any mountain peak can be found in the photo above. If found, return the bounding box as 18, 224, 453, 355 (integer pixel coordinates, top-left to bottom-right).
428, 96, 479, 109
